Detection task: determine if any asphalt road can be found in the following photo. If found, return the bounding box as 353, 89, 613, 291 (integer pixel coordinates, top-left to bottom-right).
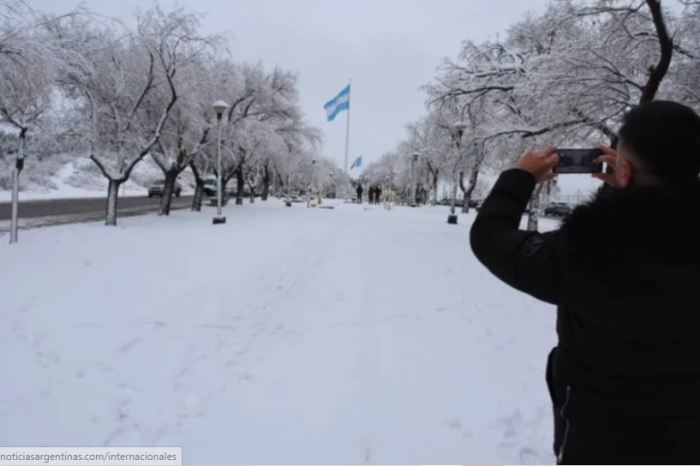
0, 195, 194, 221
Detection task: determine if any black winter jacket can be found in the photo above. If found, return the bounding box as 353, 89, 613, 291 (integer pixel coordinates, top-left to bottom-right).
470, 169, 700, 428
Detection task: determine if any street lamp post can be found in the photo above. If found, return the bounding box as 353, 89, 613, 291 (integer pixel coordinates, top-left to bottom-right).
450, 173, 459, 215
284, 144, 293, 207
212, 100, 229, 225
448, 122, 466, 225
307, 158, 317, 208
9, 136, 25, 244
312, 158, 317, 197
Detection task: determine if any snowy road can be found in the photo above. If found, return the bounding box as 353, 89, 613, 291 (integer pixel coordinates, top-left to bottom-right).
0, 201, 558, 464
0, 196, 194, 221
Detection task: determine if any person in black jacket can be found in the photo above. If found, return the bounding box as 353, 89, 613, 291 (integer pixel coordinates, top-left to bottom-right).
356, 184, 363, 204
470, 100, 700, 465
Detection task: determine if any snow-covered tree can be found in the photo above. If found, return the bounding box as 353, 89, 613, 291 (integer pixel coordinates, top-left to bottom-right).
267, 107, 322, 201
148, 16, 225, 216
403, 112, 452, 205
57, 8, 202, 226
0, 0, 80, 242
419, 0, 688, 228
670, 1, 700, 107
207, 64, 296, 204
0, 1, 323, 229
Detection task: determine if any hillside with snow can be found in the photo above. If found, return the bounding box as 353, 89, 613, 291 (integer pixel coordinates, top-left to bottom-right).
0, 157, 194, 202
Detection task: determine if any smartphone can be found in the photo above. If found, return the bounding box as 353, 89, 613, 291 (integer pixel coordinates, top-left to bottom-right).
553, 149, 604, 174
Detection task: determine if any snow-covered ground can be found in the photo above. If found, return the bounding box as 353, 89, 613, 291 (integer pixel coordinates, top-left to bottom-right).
0, 201, 560, 465
0, 164, 140, 202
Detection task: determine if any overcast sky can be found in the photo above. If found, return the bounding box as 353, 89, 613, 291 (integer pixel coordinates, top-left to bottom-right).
34, 0, 601, 195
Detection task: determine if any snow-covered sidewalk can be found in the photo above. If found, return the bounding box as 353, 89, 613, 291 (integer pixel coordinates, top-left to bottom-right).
0, 201, 558, 464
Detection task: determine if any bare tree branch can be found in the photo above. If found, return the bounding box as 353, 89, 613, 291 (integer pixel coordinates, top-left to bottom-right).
639, 0, 674, 103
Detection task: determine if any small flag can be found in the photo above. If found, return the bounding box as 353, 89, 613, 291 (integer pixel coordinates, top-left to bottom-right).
351, 156, 362, 169
324, 85, 350, 122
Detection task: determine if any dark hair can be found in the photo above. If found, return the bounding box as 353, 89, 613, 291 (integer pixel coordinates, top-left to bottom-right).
618, 100, 700, 183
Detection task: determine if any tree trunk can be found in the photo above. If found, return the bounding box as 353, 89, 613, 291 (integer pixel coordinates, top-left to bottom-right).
222, 177, 231, 205
249, 184, 256, 204
277, 173, 285, 198
527, 184, 545, 232
192, 182, 204, 212
223, 173, 238, 206
190, 162, 204, 212
159, 169, 178, 216
450, 172, 459, 215
261, 166, 271, 201
236, 169, 245, 205
459, 172, 469, 213
463, 166, 481, 214
431, 172, 439, 206
106, 179, 121, 226
640, 0, 674, 105
599, 2, 671, 197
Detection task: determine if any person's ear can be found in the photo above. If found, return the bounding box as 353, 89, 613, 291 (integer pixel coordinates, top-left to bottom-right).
618, 159, 635, 188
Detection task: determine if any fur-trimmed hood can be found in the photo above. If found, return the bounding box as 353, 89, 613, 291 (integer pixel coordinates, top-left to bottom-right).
561, 182, 700, 296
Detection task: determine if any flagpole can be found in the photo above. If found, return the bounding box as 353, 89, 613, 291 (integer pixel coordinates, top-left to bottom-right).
344, 78, 351, 175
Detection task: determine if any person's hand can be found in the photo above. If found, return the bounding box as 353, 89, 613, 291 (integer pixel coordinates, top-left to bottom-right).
592, 145, 620, 188
515, 146, 560, 183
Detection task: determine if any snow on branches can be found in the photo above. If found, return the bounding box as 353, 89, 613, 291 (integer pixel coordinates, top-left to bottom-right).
0, 2, 323, 226
368, 0, 698, 227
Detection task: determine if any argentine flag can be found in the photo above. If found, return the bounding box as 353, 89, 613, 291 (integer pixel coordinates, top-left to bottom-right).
324, 85, 350, 122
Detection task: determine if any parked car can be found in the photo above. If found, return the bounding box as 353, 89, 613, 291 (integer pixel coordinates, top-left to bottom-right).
148, 179, 182, 198
437, 198, 480, 209
203, 178, 217, 197
202, 179, 248, 198
467, 198, 482, 209
544, 202, 572, 216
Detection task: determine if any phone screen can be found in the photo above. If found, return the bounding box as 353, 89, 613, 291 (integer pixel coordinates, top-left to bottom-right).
554, 149, 604, 174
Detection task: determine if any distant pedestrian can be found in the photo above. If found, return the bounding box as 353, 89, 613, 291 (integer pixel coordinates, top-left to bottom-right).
376, 186, 383, 205
370, 186, 377, 205
356, 184, 363, 204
